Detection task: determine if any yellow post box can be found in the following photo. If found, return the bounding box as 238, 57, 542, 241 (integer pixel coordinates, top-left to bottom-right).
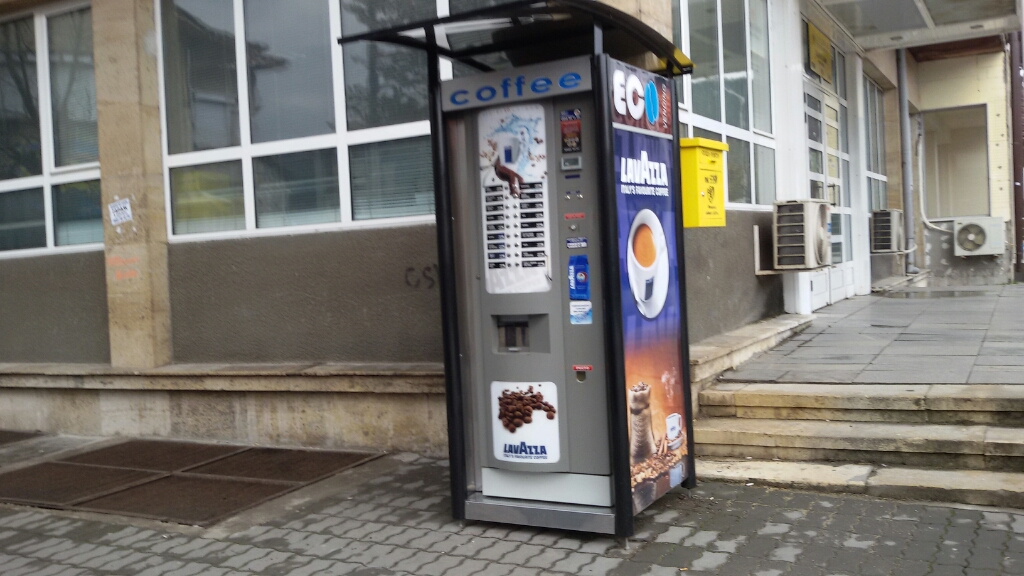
680, 138, 729, 228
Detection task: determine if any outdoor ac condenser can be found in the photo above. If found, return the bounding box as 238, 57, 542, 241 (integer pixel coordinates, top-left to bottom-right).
773, 199, 832, 270
870, 210, 904, 253
953, 216, 1005, 257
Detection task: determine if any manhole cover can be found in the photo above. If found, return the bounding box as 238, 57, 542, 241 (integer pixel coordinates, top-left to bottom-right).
77, 475, 290, 525
0, 462, 158, 506
185, 447, 372, 483
60, 440, 245, 472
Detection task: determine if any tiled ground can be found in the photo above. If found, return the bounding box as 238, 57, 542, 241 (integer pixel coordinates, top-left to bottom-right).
0, 453, 1020, 575
721, 285, 1024, 385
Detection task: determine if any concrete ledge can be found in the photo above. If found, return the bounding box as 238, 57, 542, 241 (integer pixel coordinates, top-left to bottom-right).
0, 387, 448, 455
697, 458, 872, 492
0, 363, 445, 394
689, 314, 814, 386
697, 458, 1024, 509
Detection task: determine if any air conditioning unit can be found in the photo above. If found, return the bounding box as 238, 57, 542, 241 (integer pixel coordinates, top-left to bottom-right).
953, 217, 1005, 257
773, 199, 832, 270
870, 210, 904, 253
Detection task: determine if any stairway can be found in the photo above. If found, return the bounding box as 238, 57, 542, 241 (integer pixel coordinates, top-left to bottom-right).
694, 383, 1024, 507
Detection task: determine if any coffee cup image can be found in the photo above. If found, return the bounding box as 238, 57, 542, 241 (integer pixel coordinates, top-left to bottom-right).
665, 413, 684, 450
627, 209, 669, 318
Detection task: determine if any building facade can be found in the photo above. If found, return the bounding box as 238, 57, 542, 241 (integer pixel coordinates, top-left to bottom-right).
0, 0, 1018, 452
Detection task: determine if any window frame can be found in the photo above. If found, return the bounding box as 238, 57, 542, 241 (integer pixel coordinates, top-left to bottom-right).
0, 0, 102, 259
863, 76, 888, 212
678, 0, 777, 211
156, 0, 447, 244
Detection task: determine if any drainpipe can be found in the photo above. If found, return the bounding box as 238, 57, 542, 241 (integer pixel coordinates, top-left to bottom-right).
897, 49, 920, 274
1011, 32, 1024, 281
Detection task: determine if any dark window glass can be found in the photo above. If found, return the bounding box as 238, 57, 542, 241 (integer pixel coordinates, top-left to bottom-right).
49, 8, 98, 166
53, 179, 102, 245
449, 0, 517, 13
693, 127, 721, 141
162, 0, 240, 154
689, 0, 721, 121
341, 0, 434, 130
350, 137, 434, 220
254, 148, 340, 228
170, 161, 245, 234
245, 0, 335, 142
0, 188, 45, 250
726, 136, 751, 203
0, 17, 41, 179
722, 0, 748, 129
754, 144, 775, 205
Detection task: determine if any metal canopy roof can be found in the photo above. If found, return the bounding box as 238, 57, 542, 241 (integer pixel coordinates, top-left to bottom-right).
337, 0, 693, 76
820, 0, 1022, 50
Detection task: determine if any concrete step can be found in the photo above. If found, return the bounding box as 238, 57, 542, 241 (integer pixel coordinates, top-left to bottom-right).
696, 458, 1024, 509
700, 383, 1024, 426
694, 418, 1024, 471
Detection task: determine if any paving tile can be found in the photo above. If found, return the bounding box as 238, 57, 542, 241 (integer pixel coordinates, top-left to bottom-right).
854, 369, 971, 384
969, 367, 1024, 384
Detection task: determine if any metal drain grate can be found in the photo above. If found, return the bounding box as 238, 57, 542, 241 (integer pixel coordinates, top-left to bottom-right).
185, 447, 371, 483
0, 431, 41, 446
78, 475, 293, 525
0, 462, 159, 507
0, 440, 379, 525
60, 440, 246, 471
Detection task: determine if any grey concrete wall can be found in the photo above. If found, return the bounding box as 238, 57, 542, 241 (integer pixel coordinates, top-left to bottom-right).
169, 225, 444, 363
0, 251, 110, 363
923, 221, 1013, 286
683, 210, 784, 343
170, 214, 784, 363
871, 253, 905, 284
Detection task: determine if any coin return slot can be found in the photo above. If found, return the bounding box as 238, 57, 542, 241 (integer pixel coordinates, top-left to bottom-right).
575, 370, 587, 382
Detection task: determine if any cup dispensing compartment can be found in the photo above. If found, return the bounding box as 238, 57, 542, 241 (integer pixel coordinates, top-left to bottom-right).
495, 315, 550, 353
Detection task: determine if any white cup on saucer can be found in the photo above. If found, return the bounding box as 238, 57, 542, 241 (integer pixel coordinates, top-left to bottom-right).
627, 209, 667, 305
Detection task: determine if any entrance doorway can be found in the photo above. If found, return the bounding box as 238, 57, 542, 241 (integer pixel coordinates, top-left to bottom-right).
805, 81, 854, 309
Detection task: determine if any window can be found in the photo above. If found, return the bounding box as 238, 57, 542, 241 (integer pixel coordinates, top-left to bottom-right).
159, 0, 437, 239
682, 0, 775, 206
0, 7, 102, 255
864, 77, 887, 212
923, 105, 989, 219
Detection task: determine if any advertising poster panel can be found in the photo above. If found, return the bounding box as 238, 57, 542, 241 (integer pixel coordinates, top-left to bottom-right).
609, 60, 690, 514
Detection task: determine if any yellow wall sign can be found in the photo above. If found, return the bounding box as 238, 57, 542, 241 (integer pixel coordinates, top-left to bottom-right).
680, 138, 728, 228
807, 22, 832, 84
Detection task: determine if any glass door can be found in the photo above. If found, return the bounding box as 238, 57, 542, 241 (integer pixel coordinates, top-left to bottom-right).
805, 82, 853, 308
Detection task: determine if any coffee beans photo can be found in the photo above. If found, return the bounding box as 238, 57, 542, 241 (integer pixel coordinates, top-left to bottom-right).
498, 386, 556, 433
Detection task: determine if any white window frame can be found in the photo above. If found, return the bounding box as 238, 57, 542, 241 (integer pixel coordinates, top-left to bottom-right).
156, 0, 453, 244
0, 0, 102, 260
863, 77, 887, 212
677, 0, 777, 212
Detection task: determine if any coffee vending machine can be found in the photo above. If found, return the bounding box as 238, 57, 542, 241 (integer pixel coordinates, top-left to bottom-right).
442, 54, 696, 536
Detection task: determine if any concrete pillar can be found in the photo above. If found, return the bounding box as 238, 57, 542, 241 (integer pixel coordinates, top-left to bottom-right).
597, 0, 674, 44
93, 0, 171, 368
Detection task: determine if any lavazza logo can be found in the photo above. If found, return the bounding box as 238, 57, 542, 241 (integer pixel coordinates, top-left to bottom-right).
503, 442, 550, 459
612, 70, 661, 125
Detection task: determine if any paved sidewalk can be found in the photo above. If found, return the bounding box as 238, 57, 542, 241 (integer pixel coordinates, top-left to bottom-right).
721, 285, 1024, 385
0, 453, 1020, 576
